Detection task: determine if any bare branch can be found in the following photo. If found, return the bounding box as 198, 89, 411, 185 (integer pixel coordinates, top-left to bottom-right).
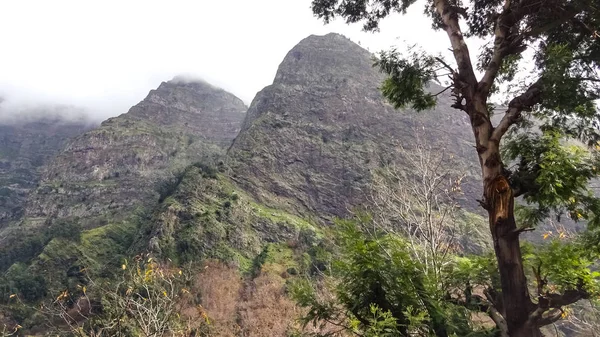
434, 57, 456, 75
488, 305, 510, 337
478, 5, 523, 97
433, 85, 453, 97
368, 129, 469, 282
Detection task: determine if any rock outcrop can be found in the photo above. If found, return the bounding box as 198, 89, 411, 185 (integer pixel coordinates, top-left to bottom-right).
0, 114, 92, 227
22, 78, 247, 227
228, 33, 480, 221
0, 78, 246, 272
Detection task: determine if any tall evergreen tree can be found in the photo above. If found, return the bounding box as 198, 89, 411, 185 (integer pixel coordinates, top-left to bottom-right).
310, 1, 600, 336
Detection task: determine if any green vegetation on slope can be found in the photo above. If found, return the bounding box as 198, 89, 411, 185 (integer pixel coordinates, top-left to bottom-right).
140, 163, 323, 273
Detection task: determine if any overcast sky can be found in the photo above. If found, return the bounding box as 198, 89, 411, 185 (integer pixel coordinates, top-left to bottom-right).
0, 0, 483, 121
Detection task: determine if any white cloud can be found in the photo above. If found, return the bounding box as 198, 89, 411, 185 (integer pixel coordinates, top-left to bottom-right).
0, 0, 483, 121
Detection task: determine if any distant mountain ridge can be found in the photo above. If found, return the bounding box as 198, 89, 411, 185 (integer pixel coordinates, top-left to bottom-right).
0, 113, 94, 228
0, 78, 247, 272
22, 78, 247, 226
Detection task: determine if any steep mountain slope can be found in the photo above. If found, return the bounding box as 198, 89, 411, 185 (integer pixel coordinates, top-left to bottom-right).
227, 33, 481, 221
143, 33, 485, 267
0, 112, 93, 228
133, 33, 488, 336
24, 78, 247, 227
0, 78, 247, 271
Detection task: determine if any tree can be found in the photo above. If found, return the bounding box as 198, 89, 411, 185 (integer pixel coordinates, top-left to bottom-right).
32, 256, 205, 337
368, 133, 481, 283
291, 216, 494, 337
310, 1, 600, 336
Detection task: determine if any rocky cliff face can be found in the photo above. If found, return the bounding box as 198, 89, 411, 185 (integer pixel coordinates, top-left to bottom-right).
22, 79, 246, 227
0, 79, 247, 272
0, 115, 92, 227
228, 33, 480, 221
0, 34, 493, 335
132, 34, 487, 336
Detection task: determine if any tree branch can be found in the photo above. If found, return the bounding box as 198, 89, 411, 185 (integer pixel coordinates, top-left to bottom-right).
450, 291, 508, 336
433, 85, 453, 97
529, 284, 590, 326
478, 0, 561, 97
545, 288, 590, 309
489, 305, 510, 337
490, 78, 543, 142
434, 57, 456, 75
433, 0, 478, 92
537, 309, 564, 327
478, 2, 522, 97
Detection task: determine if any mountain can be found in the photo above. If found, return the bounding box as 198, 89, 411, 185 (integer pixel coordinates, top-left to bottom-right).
0, 110, 93, 228
227, 33, 481, 221
1, 34, 491, 335
24, 78, 247, 226
0, 78, 247, 271
143, 33, 486, 268
133, 33, 490, 336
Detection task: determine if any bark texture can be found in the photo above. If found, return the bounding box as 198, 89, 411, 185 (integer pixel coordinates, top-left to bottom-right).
484, 175, 540, 337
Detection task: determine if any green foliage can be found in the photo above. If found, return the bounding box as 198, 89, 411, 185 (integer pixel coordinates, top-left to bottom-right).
311, 0, 418, 31
191, 161, 219, 179
156, 170, 186, 203
523, 238, 600, 295
375, 48, 438, 111
332, 218, 426, 335
503, 129, 600, 227
1, 263, 47, 302
0, 234, 45, 272
445, 253, 499, 292
291, 217, 493, 337
45, 219, 83, 243
0, 218, 84, 272
292, 216, 600, 336
156, 161, 219, 203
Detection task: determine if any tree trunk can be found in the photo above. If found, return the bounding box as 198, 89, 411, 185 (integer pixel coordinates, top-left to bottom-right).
484, 172, 542, 337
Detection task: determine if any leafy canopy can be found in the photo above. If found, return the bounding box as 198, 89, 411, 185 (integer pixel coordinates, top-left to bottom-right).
292, 217, 600, 336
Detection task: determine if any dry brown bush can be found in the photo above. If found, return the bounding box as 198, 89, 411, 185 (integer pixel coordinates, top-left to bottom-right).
236, 272, 298, 337
178, 260, 243, 336
180, 260, 341, 337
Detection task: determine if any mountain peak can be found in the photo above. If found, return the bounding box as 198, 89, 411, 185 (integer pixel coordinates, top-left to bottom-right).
302, 32, 355, 44
273, 33, 375, 87
157, 75, 222, 92
229, 33, 477, 220
19, 78, 246, 225
130, 77, 246, 124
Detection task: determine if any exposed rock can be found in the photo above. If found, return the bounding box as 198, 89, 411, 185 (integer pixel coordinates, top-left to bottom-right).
0, 115, 93, 228
22, 79, 247, 226
228, 33, 480, 221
